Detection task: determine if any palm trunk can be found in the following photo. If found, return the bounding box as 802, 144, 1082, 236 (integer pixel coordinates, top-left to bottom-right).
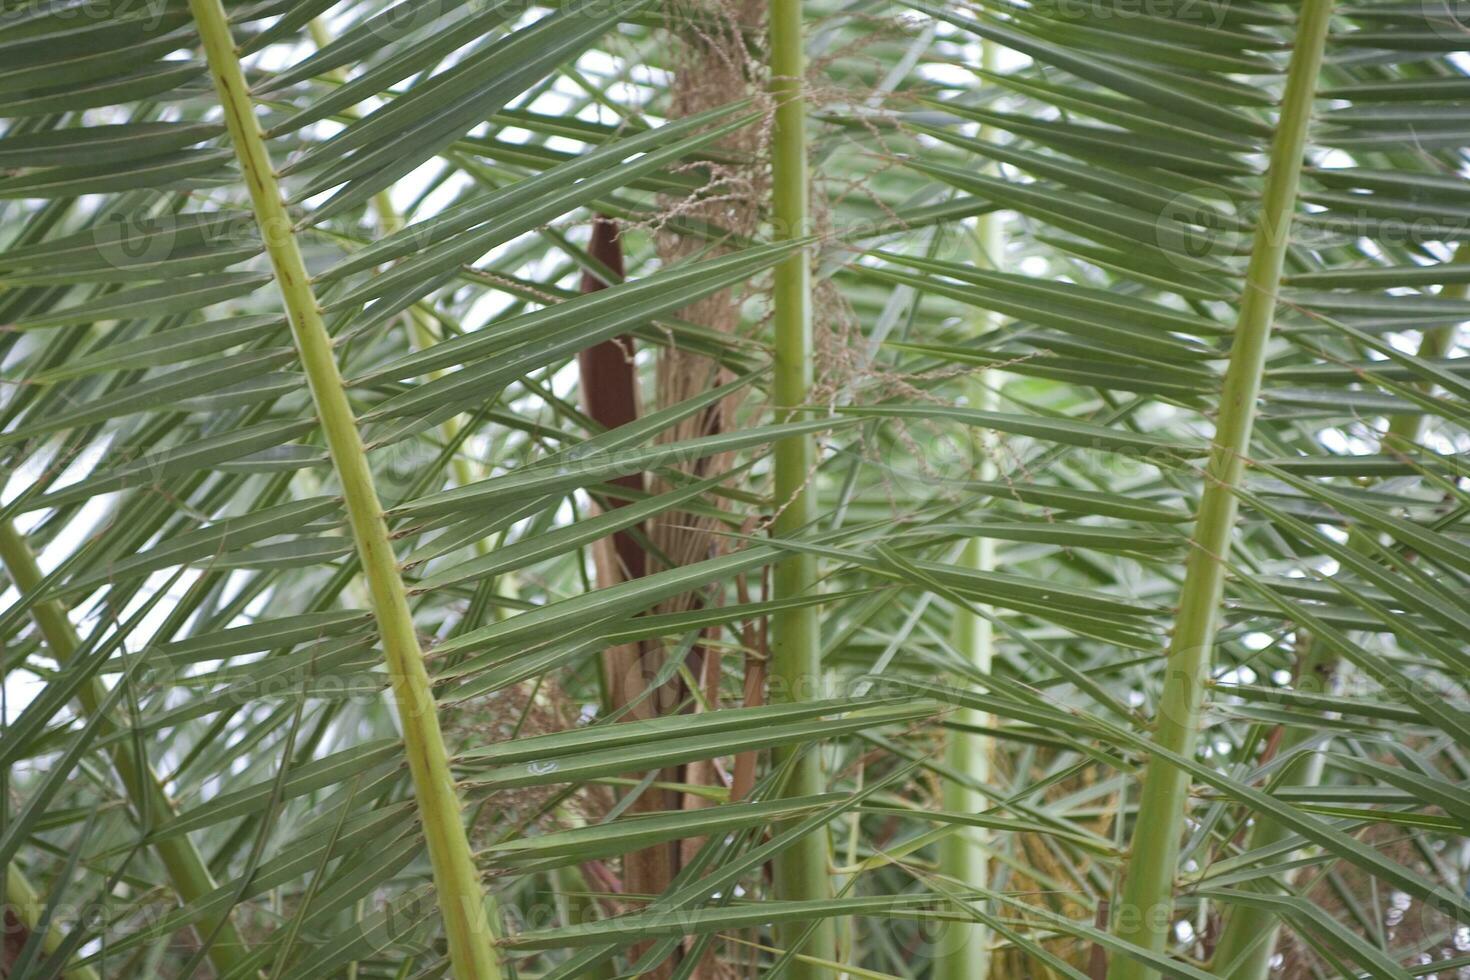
649, 16, 762, 941
186, 3, 500, 976
1107, 2, 1334, 977
0, 521, 248, 975
767, 0, 836, 972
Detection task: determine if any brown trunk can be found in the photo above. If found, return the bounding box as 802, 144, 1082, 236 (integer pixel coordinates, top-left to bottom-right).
648, 9, 767, 975
679, 627, 730, 867
650, 11, 767, 973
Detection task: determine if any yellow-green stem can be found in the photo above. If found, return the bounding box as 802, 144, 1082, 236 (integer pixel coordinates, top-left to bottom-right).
767, 0, 836, 972
4, 844, 100, 979
0, 520, 248, 974
1210, 259, 1463, 978
187, 4, 500, 976
1108, 2, 1334, 977
1207, 639, 1331, 979
935, 37, 1001, 980
0, 526, 102, 980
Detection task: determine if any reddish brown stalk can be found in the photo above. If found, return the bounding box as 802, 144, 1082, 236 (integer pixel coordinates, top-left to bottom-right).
4, 906, 31, 977
577, 216, 645, 584
1087, 900, 1111, 979
577, 216, 657, 722
581, 858, 623, 898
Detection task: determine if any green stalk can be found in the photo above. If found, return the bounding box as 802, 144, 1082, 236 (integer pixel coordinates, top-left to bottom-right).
187, 3, 500, 976
1207, 639, 1331, 979
767, 0, 836, 972
935, 38, 1001, 980
1107, 2, 1334, 977
0, 521, 249, 973
0, 532, 101, 980
4, 837, 100, 980
1210, 267, 1463, 978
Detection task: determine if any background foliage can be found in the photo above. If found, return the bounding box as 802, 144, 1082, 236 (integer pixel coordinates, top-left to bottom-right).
2, 0, 1468, 977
